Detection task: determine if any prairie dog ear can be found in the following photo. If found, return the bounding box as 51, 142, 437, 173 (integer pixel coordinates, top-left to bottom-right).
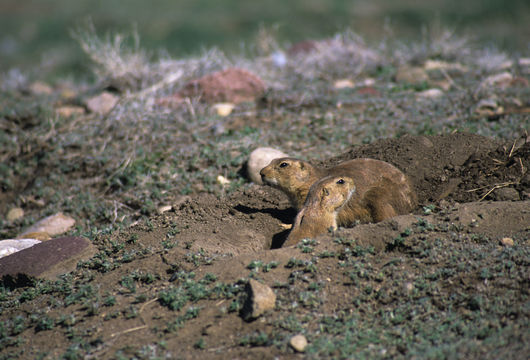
299, 161, 305, 170
322, 187, 330, 197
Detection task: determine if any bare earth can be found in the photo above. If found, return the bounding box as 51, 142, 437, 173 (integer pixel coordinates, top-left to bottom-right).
1, 132, 529, 359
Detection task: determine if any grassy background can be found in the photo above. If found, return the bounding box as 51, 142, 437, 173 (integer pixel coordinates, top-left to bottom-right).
1, 0, 529, 78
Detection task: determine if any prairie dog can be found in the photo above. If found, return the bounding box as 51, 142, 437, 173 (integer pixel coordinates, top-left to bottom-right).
284, 175, 356, 247
260, 157, 417, 226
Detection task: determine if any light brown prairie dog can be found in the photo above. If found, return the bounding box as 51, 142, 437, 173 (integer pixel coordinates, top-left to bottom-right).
284, 175, 356, 247
260, 157, 417, 227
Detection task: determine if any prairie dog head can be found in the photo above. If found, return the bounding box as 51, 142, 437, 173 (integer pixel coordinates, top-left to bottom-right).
260, 157, 315, 191
306, 175, 356, 215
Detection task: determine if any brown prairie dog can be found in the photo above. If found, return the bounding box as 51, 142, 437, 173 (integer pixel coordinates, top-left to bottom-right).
284, 175, 356, 247
260, 157, 417, 227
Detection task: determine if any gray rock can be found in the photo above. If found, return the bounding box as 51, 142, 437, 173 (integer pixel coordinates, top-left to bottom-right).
247, 147, 288, 184
0, 237, 96, 285
241, 279, 276, 321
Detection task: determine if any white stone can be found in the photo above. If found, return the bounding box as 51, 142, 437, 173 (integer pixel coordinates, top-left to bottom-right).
86, 91, 119, 115
481, 72, 513, 89
19, 212, 75, 238
0, 239, 41, 258
289, 334, 308, 352
333, 79, 355, 89
6, 207, 24, 222
212, 102, 235, 117
157, 205, 173, 214
416, 88, 444, 100
247, 147, 288, 184
216, 175, 231, 186
500, 237, 514, 246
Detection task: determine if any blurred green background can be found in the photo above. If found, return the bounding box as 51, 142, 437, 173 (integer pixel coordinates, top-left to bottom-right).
1, 0, 529, 77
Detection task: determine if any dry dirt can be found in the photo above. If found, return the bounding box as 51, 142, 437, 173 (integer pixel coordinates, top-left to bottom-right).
1, 132, 529, 359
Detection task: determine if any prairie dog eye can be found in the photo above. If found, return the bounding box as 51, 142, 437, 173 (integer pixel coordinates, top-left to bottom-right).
336, 179, 345, 184
279, 162, 289, 168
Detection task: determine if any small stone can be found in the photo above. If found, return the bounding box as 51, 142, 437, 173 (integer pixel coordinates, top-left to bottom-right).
481, 72, 513, 89
247, 147, 288, 184
0, 236, 97, 283
475, 98, 504, 117
19, 212, 75, 238
500, 237, 514, 247
289, 334, 308, 352
416, 88, 444, 99
6, 207, 24, 222
333, 79, 355, 89
216, 175, 231, 186
28, 81, 53, 95
494, 187, 519, 201
0, 239, 41, 259
395, 66, 429, 85
241, 279, 276, 321
86, 91, 119, 115
157, 205, 173, 214
212, 103, 235, 117
424, 60, 468, 73
55, 105, 85, 117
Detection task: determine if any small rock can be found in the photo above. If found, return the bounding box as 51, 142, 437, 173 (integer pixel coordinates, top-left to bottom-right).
212, 102, 235, 117
216, 175, 231, 186
416, 88, 444, 100
19, 212, 75, 238
6, 207, 24, 222
289, 334, 308, 352
28, 81, 53, 95
424, 60, 468, 73
157, 205, 173, 214
55, 105, 85, 117
481, 72, 513, 89
395, 66, 429, 85
0, 236, 97, 283
178, 68, 265, 104
16, 232, 51, 241
241, 279, 276, 321
500, 237, 514, 247
475, 98, 504, 117
86, 91, 119, 115
0, 239, 41, 259
494, 187, 519, 201
247, 147, 289, 184
333, 79, 355, 89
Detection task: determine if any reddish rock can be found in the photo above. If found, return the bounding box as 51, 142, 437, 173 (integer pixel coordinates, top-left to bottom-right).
178, 68, 265, 104
0, 237, 96, 285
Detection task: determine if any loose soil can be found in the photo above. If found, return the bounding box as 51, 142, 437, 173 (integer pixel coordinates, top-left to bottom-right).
1, 133, 529, 359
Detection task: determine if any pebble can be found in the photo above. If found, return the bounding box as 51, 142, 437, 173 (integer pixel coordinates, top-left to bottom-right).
19, 212, 75, 238
416, 88, 444, 99
247, 147, 288, 184
333, 79, 355, 89
6, 207, 24, 222
500, 237, 514, 247
157, 205, 173, 214
289, 334, 308, 352
212, 102, 235, 117
55, 105, 85, 117
241, 279, 276, 321
86, 91, 119, 115
216, 175, 231, 186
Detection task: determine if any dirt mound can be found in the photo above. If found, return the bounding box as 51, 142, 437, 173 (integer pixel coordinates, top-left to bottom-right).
328, 132, 529, 204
